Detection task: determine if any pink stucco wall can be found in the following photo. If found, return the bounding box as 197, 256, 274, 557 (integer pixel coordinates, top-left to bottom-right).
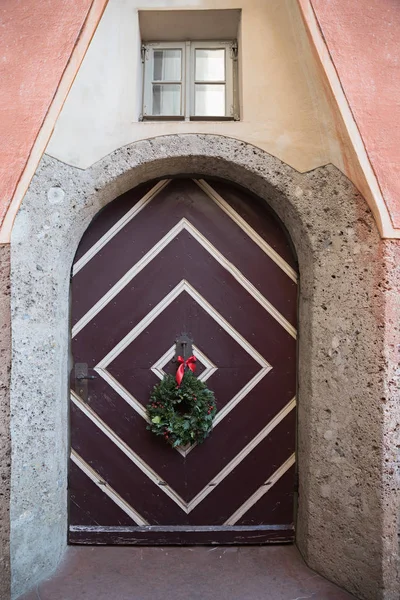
1, 1, 399, 234
0, 0, 97, 227
311, 0, 400, 229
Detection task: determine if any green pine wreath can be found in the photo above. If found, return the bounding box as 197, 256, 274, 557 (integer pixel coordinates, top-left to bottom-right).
146, 370, 216, 447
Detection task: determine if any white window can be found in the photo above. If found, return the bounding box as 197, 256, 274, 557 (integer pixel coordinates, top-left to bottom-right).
142, 40, 238, 120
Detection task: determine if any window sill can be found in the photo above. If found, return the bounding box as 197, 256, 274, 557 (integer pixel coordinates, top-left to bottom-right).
190, 116, 237, 122
140, 115, 238, 122
141, 115, 185, 121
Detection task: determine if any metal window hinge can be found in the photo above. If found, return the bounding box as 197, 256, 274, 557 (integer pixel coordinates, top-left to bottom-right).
141, 44, 148, 63
229, 104, 240, 121
230, 41, 238, 61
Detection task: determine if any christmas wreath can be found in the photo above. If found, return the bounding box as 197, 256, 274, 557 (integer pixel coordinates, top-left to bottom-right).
146, 356, 216, 448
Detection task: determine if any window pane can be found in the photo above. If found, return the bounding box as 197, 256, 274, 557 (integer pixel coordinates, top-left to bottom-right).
195, 49, 225, 81
153, 49, 182, 81
194, 84, 225, 116
152, 84, 181, 116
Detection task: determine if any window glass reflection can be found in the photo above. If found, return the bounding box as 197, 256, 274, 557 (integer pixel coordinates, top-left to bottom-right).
195, 49, 225, 81
195, 84, 225, 116
152, 84, 181, 115
153, 49, 182, 81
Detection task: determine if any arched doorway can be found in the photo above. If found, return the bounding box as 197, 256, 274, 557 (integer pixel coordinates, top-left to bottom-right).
69, 176, 298, 544
11, 134, 391, 600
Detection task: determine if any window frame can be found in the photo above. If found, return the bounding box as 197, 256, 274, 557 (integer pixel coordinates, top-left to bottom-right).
143, 41, 186, 120
141, 40, 238, 121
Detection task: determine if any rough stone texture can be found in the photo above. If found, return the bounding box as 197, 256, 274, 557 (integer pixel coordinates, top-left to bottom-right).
0, 244, 11, 600
10, 134, 399, 599
380, 239, 400, 600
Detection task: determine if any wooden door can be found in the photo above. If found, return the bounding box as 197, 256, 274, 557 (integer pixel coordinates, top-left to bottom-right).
69, 178, 298, 545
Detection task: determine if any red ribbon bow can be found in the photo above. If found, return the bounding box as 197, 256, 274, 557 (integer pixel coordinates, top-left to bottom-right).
176, 355, 196, 386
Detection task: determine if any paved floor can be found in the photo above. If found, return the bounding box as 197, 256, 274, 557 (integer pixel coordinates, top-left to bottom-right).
20, 546, 356, 600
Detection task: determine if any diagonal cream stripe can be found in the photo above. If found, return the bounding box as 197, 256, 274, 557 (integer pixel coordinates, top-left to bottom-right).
93, 369, 148, 421
213, 367, 270, 427
72, 219, 296, 338
70, 448, 148, 526
186, 398, 296, 512
72, 219, 184, 336
180, 365, 281, 458
139, 338, 215, 457
95, 279, 270, 371
71, 391, 189, 512
151, 344, 217, 384
179, 282, 271, 370
150, 346, 176, 381
94, 280, 272, 448
185, 221, 296, 338
194, 179, 298, 283
72, 179, 171, 276
91, 369, 189, 458
71, 390, 295, 515
224, 453, 296, 526
95, 281, 188, 367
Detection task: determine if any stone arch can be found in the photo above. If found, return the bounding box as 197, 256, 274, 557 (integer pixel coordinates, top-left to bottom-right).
10, 135, 390, 599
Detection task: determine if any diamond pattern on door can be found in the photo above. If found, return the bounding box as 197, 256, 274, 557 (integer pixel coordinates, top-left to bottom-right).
69, 178, 298, 545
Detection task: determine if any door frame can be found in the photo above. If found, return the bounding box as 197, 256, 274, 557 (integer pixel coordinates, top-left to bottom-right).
67, 175, 299, 545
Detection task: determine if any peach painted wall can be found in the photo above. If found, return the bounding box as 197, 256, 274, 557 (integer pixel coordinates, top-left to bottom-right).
0, 0, 100, 227
310, 0, 400, 228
